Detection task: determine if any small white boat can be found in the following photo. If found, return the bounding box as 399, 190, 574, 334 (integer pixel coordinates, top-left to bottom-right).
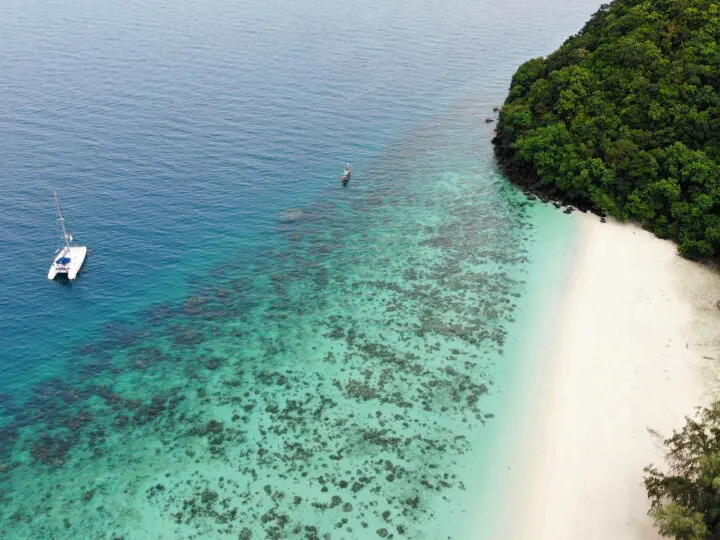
48, 192, 87, 280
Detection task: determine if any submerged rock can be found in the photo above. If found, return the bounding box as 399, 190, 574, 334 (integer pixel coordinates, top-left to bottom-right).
200, 489, 218, 505
184, 296, 207, 314
30, 434, 74, 466
280, 208, 304, 221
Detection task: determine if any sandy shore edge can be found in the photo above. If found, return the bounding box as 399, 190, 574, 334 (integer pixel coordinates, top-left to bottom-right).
505, 213, 720, 539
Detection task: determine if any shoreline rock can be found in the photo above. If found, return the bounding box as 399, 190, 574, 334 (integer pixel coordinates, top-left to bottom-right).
491, 135, 605, 219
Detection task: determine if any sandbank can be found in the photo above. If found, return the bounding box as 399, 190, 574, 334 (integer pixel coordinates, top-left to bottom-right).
513, 213, 720, 539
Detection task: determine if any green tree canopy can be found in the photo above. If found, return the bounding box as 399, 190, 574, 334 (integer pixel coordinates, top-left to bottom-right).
645, 402, 720, 539
494, 0, 720, 259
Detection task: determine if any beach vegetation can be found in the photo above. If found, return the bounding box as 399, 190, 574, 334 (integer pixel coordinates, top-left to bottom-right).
644, 402, 720, 538
494, 0, 720, 260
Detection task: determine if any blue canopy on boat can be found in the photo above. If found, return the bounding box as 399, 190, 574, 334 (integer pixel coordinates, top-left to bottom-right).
55, 257, 71, 265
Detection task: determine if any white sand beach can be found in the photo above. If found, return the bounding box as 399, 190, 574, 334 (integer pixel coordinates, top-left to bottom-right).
514, 213, 720, 539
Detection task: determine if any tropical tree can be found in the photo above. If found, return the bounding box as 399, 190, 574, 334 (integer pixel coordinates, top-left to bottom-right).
645, 403, 720, 539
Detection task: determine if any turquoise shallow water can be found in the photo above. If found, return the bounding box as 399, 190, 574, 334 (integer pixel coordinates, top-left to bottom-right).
0, 0, 601, 537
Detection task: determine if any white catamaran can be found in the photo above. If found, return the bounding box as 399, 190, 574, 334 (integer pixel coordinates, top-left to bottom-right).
47, 192, 87, 280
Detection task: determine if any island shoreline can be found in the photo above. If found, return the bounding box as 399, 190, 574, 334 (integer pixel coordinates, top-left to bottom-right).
499, 213, 720, 539
491, 138, 604, 217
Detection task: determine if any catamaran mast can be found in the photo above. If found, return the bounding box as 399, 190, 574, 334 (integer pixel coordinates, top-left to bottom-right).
54, 191, 73, 249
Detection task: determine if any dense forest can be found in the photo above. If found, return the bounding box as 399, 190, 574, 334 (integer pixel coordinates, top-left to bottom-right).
493, 0, 720, 259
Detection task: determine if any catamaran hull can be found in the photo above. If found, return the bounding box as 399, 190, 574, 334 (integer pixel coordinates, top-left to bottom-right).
48, 246, 87, 280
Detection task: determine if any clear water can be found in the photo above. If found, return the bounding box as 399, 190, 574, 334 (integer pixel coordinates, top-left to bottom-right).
0, 0, 600, 537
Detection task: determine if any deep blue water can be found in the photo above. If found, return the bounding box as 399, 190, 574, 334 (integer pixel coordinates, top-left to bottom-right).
0, 0, 601, 537
1, 0, 598, 388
